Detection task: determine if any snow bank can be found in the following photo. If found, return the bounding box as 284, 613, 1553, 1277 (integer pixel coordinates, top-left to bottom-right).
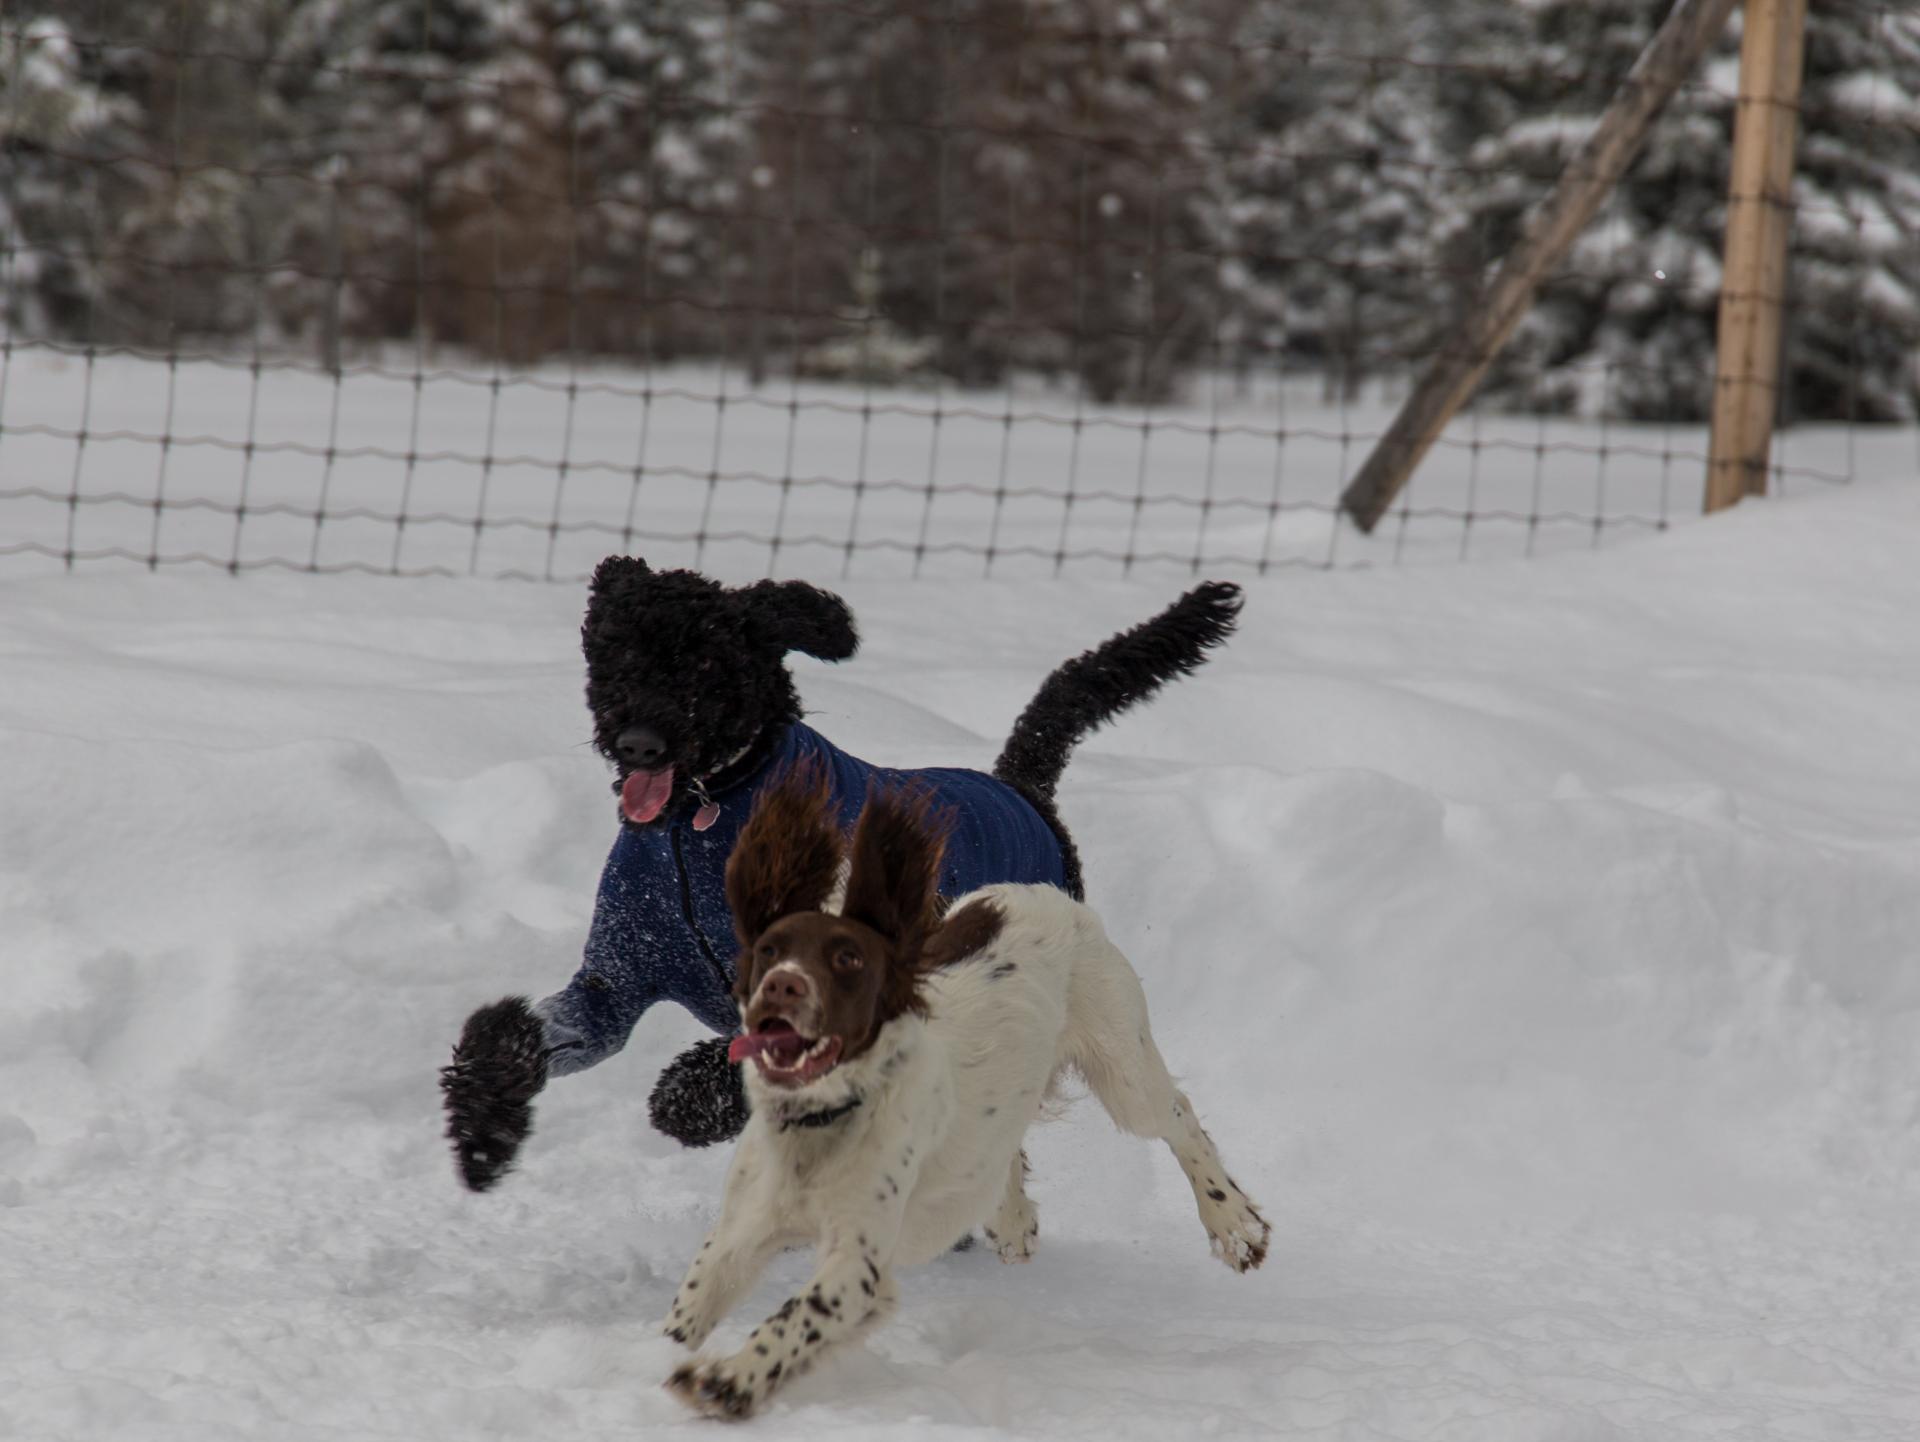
3, 476, 1919, 1439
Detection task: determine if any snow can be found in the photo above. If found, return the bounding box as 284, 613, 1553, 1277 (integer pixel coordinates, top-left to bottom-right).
4, 399, 1920, 1437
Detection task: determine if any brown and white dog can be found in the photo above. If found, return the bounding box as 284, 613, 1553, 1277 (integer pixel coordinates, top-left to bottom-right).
661, 768, 1269, 1420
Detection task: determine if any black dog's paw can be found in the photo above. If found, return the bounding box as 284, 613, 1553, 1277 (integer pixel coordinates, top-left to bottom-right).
649, 1036, 748, 1148
440, 995, 549, 1192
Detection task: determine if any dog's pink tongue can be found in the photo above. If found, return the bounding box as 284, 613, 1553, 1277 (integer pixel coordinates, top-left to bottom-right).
727, 1033, 764, 1064
620, 767, 675, 824
729, 1032, 795, 1064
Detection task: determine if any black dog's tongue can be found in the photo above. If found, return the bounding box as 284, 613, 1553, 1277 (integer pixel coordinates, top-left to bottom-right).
620, 767, 675, 824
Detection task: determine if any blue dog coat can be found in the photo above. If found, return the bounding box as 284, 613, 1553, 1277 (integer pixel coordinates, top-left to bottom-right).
535, 722, 1067, 1076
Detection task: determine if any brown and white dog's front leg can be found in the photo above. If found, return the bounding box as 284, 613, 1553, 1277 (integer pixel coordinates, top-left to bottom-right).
662, 1223, 784, 1353
662, 1148, 788, 1351
665, 1226, 898, 1421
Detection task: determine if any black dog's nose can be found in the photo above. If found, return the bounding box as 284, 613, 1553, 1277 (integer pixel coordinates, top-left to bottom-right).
616, 725, 669, 768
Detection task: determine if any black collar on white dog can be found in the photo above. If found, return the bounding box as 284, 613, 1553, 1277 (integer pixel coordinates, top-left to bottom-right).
778, 1095, 863, 1132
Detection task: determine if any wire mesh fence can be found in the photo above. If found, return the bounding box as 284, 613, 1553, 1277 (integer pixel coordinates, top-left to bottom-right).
1, 1, 1914, 583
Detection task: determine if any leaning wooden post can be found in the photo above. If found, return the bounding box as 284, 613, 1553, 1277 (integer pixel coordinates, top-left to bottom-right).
1705, 0, 1808, 512
1340, 0, 1740, 534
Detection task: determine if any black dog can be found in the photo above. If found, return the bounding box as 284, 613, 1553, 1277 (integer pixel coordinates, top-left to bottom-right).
441, 561, 1241, 1191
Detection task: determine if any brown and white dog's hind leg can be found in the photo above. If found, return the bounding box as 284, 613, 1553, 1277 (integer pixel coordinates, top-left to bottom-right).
1161, 1088, 1269, 1273
984, 1148, 1039, 1264
1063, 926, 1271, 1274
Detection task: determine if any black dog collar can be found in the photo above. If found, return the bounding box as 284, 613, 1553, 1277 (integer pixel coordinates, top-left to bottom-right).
779, 1095, 864, 1132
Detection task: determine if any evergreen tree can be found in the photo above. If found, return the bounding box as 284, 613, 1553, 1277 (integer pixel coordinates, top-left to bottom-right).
3, 1, 354, 352
0, 0, 737, 364
1210, 1, 1522, 398
6, 0, 1914, 419
1, 13, 119, 338
1440, 0, 1734, 419
306, 0, 737, 363
1449, 0, 1920, 423
1220, 18, 1454, 397
740, 0, 1239, 403
1781, 3, 1920, 422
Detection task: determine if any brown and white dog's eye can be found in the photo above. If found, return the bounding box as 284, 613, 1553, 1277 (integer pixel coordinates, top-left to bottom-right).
834, 947, 863, 972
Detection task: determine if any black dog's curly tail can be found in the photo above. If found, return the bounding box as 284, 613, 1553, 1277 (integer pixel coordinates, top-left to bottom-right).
994, 580, 1242, 899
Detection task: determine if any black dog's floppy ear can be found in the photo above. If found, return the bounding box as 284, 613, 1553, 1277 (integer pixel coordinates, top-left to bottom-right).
840, 786, 948, 961
736, 579, 858, 662
725, 762, 844, 946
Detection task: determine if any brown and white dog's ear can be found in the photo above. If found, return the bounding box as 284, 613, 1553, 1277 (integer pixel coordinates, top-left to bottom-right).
725, 764, 843, 947
840, 787, 948, 964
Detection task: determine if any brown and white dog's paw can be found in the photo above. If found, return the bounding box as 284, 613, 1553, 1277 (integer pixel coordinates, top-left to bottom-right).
984, 1212, 1038, 1265
984, 1159, 1039, 1264
1200, 1177, 1271, 1274
665, 1357, 767, 1422
992, 1229, 1037, 1265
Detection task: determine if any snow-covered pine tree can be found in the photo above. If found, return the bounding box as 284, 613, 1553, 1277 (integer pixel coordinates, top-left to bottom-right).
1211, 1, 1541, 401
1780, 3, 1920, 422
0, 12, 119, 340
285, 0, 493, 349
310, 0, 735, 363
740, 0, 1235, 403
1210, 4, 1326, 388
1220, 3, 1461, 400
3, 1, 355, 353
1006, 0, 1238, 404
727, 0, 892, 382
1439, 0, 1733, 420
1447, 0, 1920, 423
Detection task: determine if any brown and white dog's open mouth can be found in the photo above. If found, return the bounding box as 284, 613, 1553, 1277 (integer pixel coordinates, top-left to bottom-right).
728, 1017, 843, 1086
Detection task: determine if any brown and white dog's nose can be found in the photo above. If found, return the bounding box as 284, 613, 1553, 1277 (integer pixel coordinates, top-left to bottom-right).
755, 966, 812, 1009
616, 725, 669, 768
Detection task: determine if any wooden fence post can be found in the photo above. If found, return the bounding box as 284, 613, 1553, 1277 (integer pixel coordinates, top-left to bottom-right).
1705, 0, 1808, 512
1339, 0, 1740, 535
